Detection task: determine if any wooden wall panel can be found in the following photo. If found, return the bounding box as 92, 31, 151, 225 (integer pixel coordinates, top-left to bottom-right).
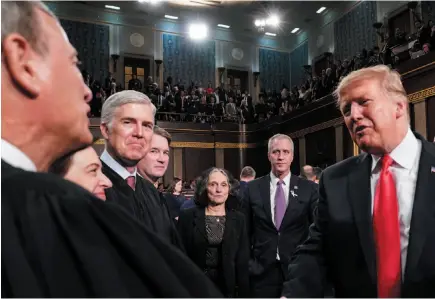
224, 148, 241, 178
291, 137, 300, 176
183, 148, 215, 181
246, 146, 269, 178
342, 124, 354, 159
305, 127, 336, 168
427, 97, 435, 142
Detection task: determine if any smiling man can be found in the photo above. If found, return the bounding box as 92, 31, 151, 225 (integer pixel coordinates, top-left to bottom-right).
100, 90, 175, 243
282, 65, 435, 297
241, 134, 318, 298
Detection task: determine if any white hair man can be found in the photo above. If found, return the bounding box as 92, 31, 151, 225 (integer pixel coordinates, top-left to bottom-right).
1, 2, 220, 297
100, 90, 183, 249
282, 65, 435, 297
242, 133, 319, 297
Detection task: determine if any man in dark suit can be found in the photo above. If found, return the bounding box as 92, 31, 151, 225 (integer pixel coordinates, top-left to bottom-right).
282, 65, 435, 298
100, 90, 180, 248
242, 134, 318, 298
239, 166, 256, 196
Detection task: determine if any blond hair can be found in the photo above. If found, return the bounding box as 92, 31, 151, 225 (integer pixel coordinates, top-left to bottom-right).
334, 65, 408, 108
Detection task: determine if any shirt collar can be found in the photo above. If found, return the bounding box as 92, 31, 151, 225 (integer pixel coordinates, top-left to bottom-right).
270, 171, 291, 186
371, 128, 419, 172
100, 149, 137, 180
1, 139, 37, 172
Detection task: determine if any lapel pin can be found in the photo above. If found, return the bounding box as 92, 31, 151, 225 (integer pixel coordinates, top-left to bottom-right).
294, 186, 298, 189
290, 190, 298, 197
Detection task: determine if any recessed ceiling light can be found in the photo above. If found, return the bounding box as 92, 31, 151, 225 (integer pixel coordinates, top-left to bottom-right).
105, 5, 120, 10
266, 15, 279, 27
291, 28, 300, 33
217, 24, 230, 29
316, 7, 326, 14
165, 14, 179, 20
265, 32, 276, 37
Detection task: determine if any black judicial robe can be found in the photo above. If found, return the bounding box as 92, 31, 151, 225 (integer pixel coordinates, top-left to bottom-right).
1, 161, 221, 297
101, 161, 184, 250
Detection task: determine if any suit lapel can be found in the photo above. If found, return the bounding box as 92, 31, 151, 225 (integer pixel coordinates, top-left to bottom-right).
348, 153, 377, 283
404, 138, 435, 282
259, 175, 274, 226
280, 175, 301, 229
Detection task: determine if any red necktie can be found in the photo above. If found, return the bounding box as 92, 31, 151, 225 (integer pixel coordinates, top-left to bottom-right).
126, 176, 136, 190
373, 155, 401, 298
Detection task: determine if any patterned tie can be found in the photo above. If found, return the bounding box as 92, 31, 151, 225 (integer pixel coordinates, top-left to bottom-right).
126, 176, 136, 190
373, 155, 401, 298
275, 180, 286, 230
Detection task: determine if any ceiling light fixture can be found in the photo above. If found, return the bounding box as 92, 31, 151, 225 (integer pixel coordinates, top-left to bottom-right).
265, 32, 276, 37
165, 14, 179, 20
255, 19, 266, 27
291, 28, 300, 34
266, 15, 279, 27
217, 24, 230, 29
189, 23, 208, 40
105, 5, 120, 10
316, 7, 326, 14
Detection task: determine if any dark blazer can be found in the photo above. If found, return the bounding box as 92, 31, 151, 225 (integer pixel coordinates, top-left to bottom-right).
101, 161, 184, 251
282, 133, 435, 297
242, 174, 318, 276
177, 206, 250, 298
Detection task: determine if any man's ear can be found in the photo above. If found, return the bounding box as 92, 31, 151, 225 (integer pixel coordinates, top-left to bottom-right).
100, 123, 110, 140
395, 99, 407, 119
2, 33, 43, 98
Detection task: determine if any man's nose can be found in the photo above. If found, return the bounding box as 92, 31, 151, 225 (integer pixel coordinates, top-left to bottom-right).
350, 102, 363, 121
84, 84, 92, 104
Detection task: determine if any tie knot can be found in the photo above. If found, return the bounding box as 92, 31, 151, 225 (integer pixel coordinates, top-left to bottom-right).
277, 180, 284, 186
381, 154, 394, 169
126, 176, 136, 190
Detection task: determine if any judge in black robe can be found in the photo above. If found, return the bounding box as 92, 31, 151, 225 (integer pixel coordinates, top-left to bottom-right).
101, 159, 184, 250
2, 161, 222, 297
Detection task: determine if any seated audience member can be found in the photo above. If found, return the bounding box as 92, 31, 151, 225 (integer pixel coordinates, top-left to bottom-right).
1, 2, 222, 297
49, 145, 112, 200
164, 177, 188, 219
177, 168, 250, 298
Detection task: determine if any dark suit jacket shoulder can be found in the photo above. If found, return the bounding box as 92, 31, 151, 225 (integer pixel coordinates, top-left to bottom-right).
177, 206, 250, 297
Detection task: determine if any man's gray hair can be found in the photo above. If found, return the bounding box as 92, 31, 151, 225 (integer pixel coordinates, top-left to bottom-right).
268, 134, 294, 153
1, 1, 56, 54
101, 90, 157, 127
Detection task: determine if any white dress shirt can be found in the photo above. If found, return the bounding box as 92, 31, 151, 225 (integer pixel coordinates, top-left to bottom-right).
270, 171, 291, 260
370, 128, 421, 277
100, 149, 137, 180
1, 139, 37, 172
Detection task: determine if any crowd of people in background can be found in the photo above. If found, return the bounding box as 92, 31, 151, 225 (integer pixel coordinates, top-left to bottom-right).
82, 17, 435, 124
